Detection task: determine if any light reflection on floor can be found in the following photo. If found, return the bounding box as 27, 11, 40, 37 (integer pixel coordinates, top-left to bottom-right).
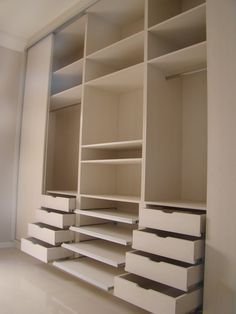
0, 248, 146, 314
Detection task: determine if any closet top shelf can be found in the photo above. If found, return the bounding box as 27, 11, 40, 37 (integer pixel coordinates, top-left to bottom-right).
149, 3, 206, 49
149, 3, 206, 35
86, 0, 144, 27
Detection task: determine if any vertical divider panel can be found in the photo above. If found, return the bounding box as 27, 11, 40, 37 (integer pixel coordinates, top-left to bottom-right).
77, 14, 89, 226
140, 0, 149, 204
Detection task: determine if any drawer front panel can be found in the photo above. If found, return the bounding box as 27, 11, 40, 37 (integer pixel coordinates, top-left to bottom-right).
125, 251, 204, 291
28, 223, 74, 245
114, 274, 203, 314
41, 194, 76, 212
133, 230, 204, 264
140, 208, 206, 236
36, 209, 75, 228
21, 238, 73, 263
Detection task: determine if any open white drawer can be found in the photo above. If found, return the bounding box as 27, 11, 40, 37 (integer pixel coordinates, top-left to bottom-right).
28, 223, 74, 245
133, 229, 204, 264
36, 209, 75, 228
21, 237, 73, 263
140, 207, 206, 237
40, 194, 76, 212
125, 251, 204, 291
114, 273, 203, 314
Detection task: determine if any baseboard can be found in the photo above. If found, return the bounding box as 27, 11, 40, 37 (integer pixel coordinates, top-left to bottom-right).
0, 241, 15, 248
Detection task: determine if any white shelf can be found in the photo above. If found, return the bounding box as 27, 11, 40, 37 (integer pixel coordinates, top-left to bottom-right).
85, 63, 144, 93
80, 194, 140, 204
81, 158, 142, 165
53, 58, 84, 78
50, 84, 82, 110
149, 4, 206, 48
87, 31, 144, 69
62, 240, 128, 267
47, 190, 77, 196
53, 258, 125, 291
70, 224, 133, 245
148, 41, 207, 77
146, 200, 206, 211
82, 140, 142, 150
76, 208, 138, 224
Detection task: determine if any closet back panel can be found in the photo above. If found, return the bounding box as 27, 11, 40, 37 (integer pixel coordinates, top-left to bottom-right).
82, 87, 143, 144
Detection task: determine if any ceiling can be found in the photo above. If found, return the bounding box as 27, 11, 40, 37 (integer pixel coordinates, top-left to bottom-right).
0, 0, 83, 44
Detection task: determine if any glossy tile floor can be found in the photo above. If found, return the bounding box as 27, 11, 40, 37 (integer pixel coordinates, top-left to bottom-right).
0, 248, 146, 314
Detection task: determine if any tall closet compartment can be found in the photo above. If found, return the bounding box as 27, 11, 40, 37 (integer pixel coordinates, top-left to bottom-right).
53, 0, 145, 292
21, 16, 86, 263
20, 0, 208, 313
114, 1, 207, 313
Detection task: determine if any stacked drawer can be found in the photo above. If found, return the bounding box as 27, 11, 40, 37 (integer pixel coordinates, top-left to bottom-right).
21, 193, 76, 263
114, 204, 206, 314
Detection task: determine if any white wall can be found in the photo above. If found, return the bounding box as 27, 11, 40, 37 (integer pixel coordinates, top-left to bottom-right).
0, 45, 23, 245
204, 0, 236, 313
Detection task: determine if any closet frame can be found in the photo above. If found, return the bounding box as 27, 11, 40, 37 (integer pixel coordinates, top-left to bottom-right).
21, 0, 208, 312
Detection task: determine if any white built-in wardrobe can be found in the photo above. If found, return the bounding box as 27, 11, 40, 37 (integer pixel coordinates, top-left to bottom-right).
18, 0, 208, 313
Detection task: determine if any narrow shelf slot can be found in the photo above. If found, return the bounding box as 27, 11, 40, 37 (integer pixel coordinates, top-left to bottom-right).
81, 158, 142, 165
70, 224, 133, 245
85, 63, 144, 93
82, 140, 142, 150
50, 84, 82, 111
53, 258, 125, 291
76, 208, 138, 224
148, 41, 206, 77
80, 194, 140, 204
62, 240, 128, 267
